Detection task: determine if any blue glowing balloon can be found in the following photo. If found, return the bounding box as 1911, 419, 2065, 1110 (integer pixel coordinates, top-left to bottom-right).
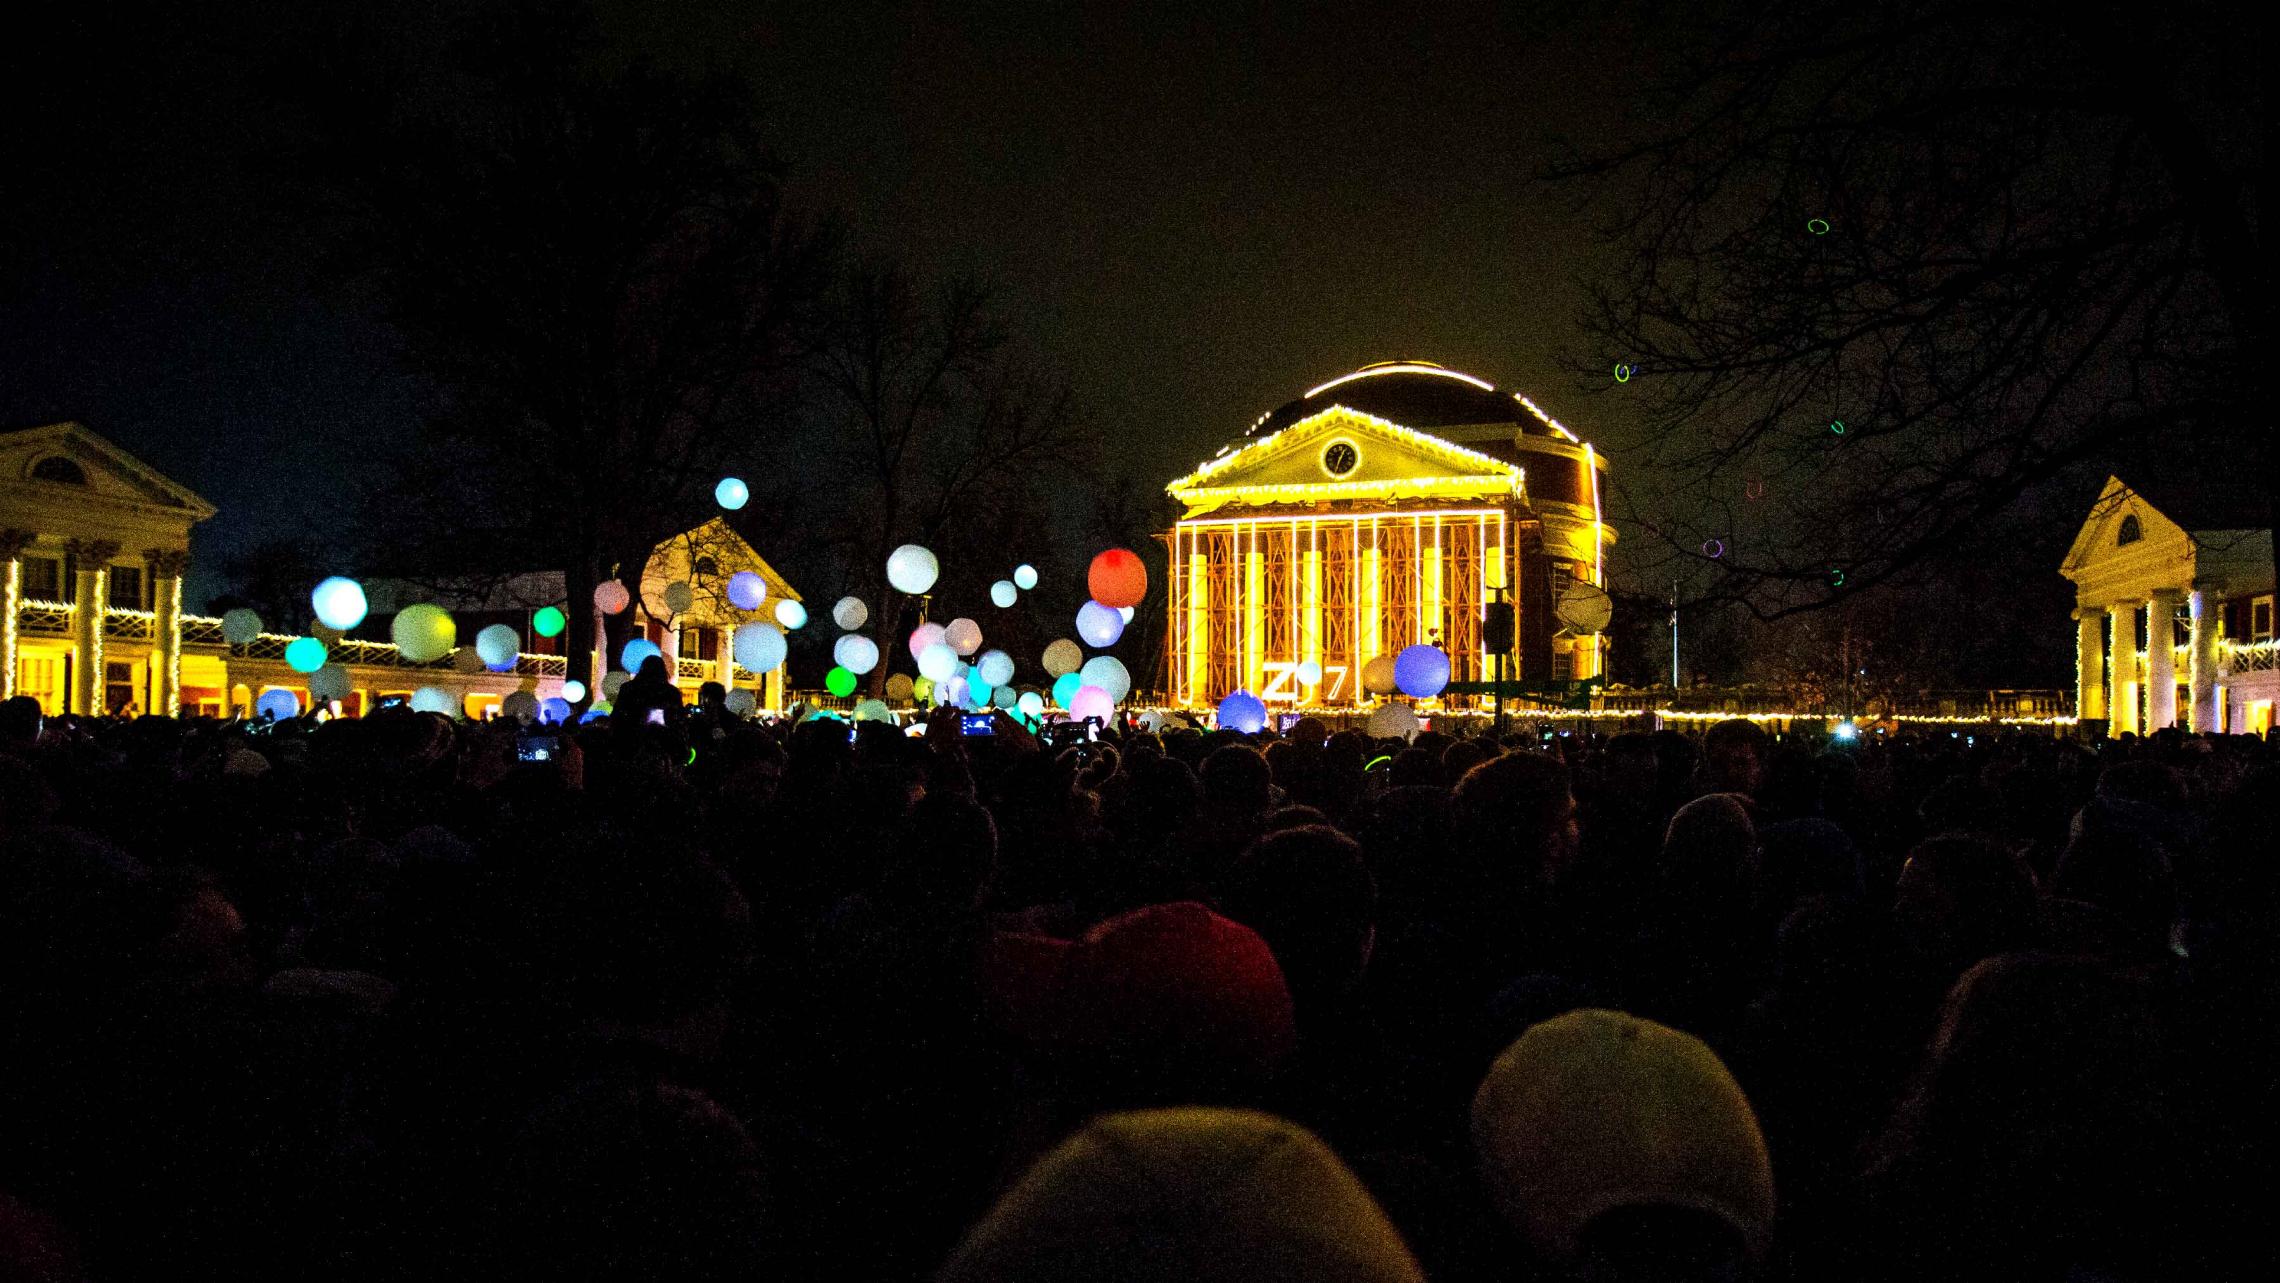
965, 678, 994, 710
310, 577, 368, 630
621, 638, 662, 671
728, 571, 767, 610
976, 648, 1015, 687
918, 641, 961, 683
1217, 689, 1267, 734
539, 696, 573, 724
774, 599, 808, 630
1017, 690, 1045, 718
256, 688, 299, 722
1075, 600, 1124, 647
833, 633, 880, 675
1013, 563, 1039, 591
410, 686, 455, 715
476, 624, 520, 670
285, 636, 327, 674
1078, 655, 1130, 703
1052, 672, 1083, 710
1394, 644, 1451, 699
990, 580, 1017, 608
733, 621, 787, 672
715, 476, 749, 510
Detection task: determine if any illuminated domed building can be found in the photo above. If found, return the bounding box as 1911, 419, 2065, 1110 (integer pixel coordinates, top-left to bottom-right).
1162, 361, 1612, 709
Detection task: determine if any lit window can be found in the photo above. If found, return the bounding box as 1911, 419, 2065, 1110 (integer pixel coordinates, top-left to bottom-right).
2256, 597, 2274, 642
2116, 514, 2141, 546
31, 456, 87, 485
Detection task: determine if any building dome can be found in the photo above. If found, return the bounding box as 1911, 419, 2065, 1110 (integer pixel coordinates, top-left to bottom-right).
1246, 360, 1569, 442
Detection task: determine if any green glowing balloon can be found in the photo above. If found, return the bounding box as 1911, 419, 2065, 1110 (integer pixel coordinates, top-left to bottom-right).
533, 606, 566, 638
825, 665, 858, 697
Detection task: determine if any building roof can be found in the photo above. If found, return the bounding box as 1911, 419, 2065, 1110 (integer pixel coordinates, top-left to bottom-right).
1244, 361, 1575, 442
2111, 473, 2268, 537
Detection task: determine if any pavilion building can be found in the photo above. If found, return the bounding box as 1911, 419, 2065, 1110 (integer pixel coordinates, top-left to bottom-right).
2060, 475, 2276, 736
1161, 361, 1612, 710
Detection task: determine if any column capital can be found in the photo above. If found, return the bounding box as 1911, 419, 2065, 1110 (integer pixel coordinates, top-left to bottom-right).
63, 537, 121, 566
2073, 604, 2106, 621
0, 527, 36, 561
143, 547, 191, 577
2149, 586, 2185, 604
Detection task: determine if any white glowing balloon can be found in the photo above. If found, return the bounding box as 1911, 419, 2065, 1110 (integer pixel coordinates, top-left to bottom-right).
601, 670, 631, 700
918, 641, 960, 682
854, 698, 894, 723
475, 624, 520, 669
661, 581, 695, 615
990, 580, 1017, 608
1119, 605, 1135, 623
1042, 638, 1084, 676
832, 596, 869, 631
410, 686, 456, 715
1017, 690, 1045, 718
727, 572, 767, 610
723, 688, 756, 715
594, 581, 631, 615
311, 577, 369, 630
774, 598, 807, 630
217, 608, 260, 646
908, 621, 947, 658
1075, 601, 1124, 647
886, 544, 939, 595
976, 649, 1016, 687
1013, 563, 1039, 590
1296, 659, 1323, 687
733, 621, 787, 672
944, 617, 983, 656
501, 690, 540, 723
308, 664, 350, 702
833, 633, 880, 675
561, 679, 588, 703
1079, 655, 1131, 703
1368, 703, 1421, 741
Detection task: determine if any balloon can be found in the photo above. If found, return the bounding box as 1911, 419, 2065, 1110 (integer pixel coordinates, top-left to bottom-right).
594, 581, 630, 615
908, 622, 947, 658
944, 617, 983, 656
220, 608, 262, 645
918, 642, 960, 683
308, 664, 349, 702
410, 686, 455, 715
774, 599, 807, 629
733, 621, 787, 672
1394, 644, 1451, 699
533, 606, 566, 637
832, 596, 868, 630
1362, 655, 1398, 695
1119, 606, 1135, 623
539, 697, 572, 724
1217, 689, 1267, 734
501, 690, 540, 723
1079, 655, 1130, 703
1042, 638, 1084, 676
825, 666, 858, 697
1017, 690, 1045, 718
1368, 703, 1421, 742
854, 698, 893, 723
992, 685, 1018, 709
728, 573, 767, 610
561, 679, 588, 703
965, 678, 994, 710
1075, 601, 1125, 647
885, 673, 915, 702
601, 670, 631, 700
886, 544, 939, 595
662, 581, 694, 615
256, 688, 299, 721
941, 677, 967, 708
990, 580, 1017, 608
976, 649, 1015, 687
453, 646, 486, 673
911, 676, 934, 703
392, 603, 457, 663
310, 577, 368, 630
476, 624, 520, 669
285, 637, 327, 673
1013, 564, 1039, 591
621, 638, 663, 671
1070, 684, 1114, 723
1087, 548, 1148, 608
581, 705, 611, 723
1296, 660, 1322, 687
723, 688, 756, 715
834, 633, 880, 675
715, 476, 749, 510
1052, 672, 1083, 710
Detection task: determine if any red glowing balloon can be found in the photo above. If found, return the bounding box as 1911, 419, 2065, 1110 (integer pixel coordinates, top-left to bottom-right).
1087, 548, 1148, 608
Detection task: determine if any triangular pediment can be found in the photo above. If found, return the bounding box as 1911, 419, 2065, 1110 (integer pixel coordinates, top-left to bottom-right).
1167, 406, 1522, 514
2061, 476, 2193, 578
642, 517, 802, 624
0, 422, 217, 519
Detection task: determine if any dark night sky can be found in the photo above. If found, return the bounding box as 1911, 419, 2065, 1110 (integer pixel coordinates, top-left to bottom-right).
5, 1, 1642, 600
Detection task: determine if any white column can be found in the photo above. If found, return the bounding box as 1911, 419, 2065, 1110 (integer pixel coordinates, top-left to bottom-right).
66, 539, 119, 716
2108, 602, 2137, 736
2146, 589, 2180, 730
2188, 585, 2220, 733
147, 548, 187, 717
0, 529, 30, 700
2075, 606, 2107, 721
713, 626, 734, 688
